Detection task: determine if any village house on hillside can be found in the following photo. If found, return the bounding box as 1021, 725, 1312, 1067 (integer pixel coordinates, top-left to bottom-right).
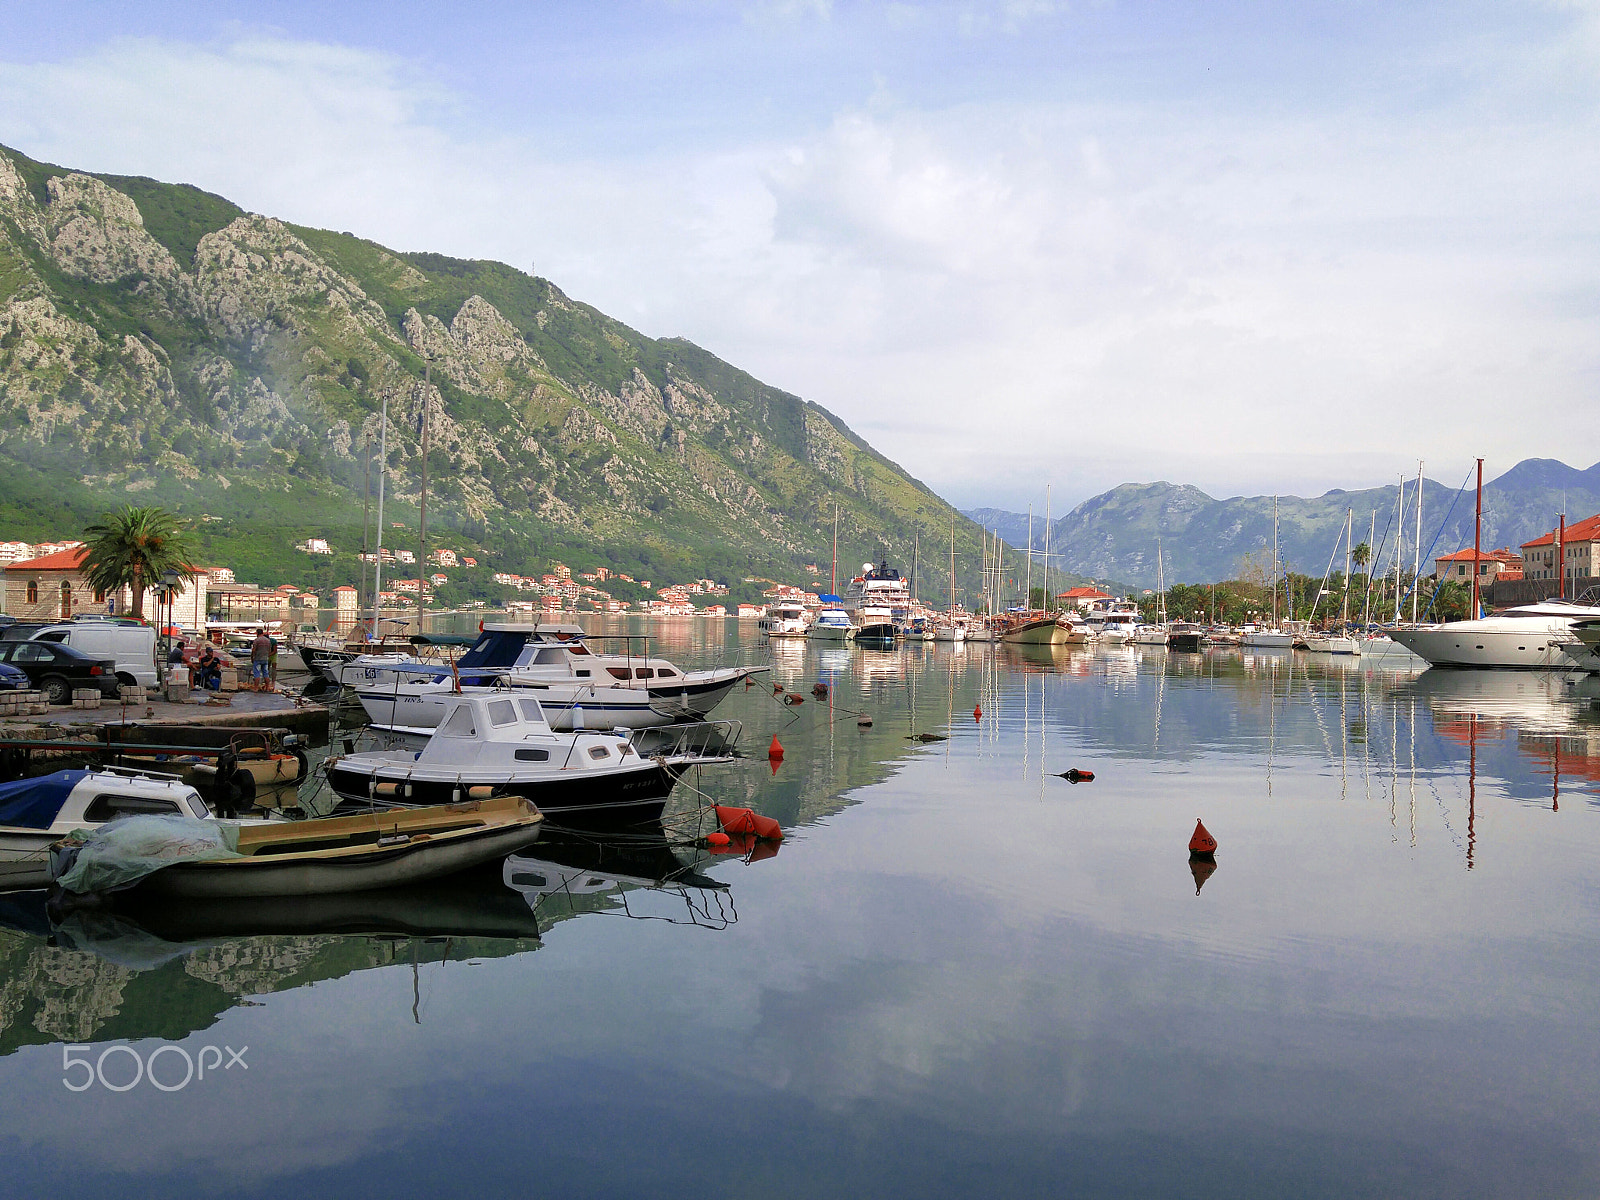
1521, 515, 1600, 587
1057, 586, 1113, 609
0, 546, 208, 626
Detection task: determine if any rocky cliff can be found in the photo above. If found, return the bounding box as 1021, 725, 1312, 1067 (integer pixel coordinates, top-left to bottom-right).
0, 143, 983, 595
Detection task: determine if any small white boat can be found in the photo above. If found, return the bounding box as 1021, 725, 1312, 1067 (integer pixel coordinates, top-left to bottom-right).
0, 768, 237, 889
326, 693, 735, 824
808, 597, 857, 641
1304, 633, 1361, 655
1132, 625, 1169, 647
758, 603, 811, 638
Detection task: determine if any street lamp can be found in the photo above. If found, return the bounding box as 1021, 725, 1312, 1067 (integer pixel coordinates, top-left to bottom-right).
159, 569, 180, 682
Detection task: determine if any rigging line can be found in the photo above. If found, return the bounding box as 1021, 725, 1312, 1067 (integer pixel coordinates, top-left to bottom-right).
1400, 466, 1478, 618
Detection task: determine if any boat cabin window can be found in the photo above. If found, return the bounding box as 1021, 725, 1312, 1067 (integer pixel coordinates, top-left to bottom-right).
567, 644, 591, 656
575, 669, 590, 678
517, 698, 546, 723
532, 648, 567, 665
439, 706, 477, 737
588, 745, 610, 760
606, 667, 632, 680
487, 699, 518, 727
514, 748, 550, 762
634, 667, 654, 679
655, 668, 676, 679
85, 793, 184, 821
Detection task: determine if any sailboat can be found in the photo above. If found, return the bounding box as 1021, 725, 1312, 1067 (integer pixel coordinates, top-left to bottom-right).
1133, 538, 1170, 646
1242, 496, 1294, 648
1001, 488, 1068, 645
1305, 509, 1361, 654
932, 518, 968, 642
810, 505, 856, 641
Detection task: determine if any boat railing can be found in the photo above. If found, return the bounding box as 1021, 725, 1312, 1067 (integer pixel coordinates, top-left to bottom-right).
629, 720, 742, 761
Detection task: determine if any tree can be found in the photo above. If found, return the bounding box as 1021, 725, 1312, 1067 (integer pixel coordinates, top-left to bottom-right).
81, 506, 197, 620
1352, 542, 1371, 575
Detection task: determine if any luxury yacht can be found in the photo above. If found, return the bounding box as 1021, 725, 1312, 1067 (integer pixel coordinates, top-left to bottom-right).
1386, 590, 1600, 671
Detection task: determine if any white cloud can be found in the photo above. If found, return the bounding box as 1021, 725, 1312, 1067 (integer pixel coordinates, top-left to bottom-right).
1, 18, 1598, 512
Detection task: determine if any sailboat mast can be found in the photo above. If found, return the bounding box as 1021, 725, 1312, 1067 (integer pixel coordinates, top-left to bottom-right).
371, 393, 389, 634
359, 428, 371, 626
1411, 462, 1423, 623
1342, 508, 1353, 627
949, 518, 956, 619
417, 360, 430, 639
1394, 475, 1404, 623
1271, 495, 1279, 626
1025, 505, 1033, 612
1043, 484, 1052, 614
831, 507, 840, 595
1472, 457, 1484, 618
1363, 508, 1376, 629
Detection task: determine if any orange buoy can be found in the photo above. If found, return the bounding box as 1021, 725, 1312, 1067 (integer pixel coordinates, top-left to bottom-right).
1189, 818, 1217, 861
783, 694, 805, 706
706, 830, 731, 847
774, 683, 784, 694
768, 735, 784, 759
715, 805, 784, 841
973, 704, 982, 721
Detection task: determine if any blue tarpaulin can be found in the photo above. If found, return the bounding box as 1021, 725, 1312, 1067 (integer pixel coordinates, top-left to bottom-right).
0, 770, 87, 829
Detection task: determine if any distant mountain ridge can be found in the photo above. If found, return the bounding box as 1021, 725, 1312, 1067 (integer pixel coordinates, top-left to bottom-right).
965, 459, 1600, 588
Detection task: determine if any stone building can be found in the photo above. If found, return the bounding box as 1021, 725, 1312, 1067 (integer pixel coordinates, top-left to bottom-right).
0, 546, 208, 625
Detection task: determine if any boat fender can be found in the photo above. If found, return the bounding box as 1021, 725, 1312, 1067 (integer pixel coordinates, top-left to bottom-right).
706, 831, 731, 847
768, 735, 784, 759
1189, 818, 1218, 862
466, 784, 497, 800
373, 781, 400, 797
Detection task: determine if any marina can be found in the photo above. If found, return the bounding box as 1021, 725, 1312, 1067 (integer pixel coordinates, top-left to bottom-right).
2, 618, 1598, 1195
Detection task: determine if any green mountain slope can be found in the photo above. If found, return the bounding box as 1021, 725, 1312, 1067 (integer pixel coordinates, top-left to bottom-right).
0, 143, 989, 602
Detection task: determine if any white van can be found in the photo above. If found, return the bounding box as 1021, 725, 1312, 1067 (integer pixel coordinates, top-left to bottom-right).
28, 620, 158, 689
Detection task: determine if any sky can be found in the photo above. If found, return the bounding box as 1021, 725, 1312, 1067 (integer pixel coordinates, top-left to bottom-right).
1, 1, 1597, 512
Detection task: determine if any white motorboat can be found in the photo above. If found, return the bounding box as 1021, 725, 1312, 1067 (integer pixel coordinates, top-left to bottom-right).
1240, 626, 1295, 648
1304, 633, 1361, 655
0, 768, 241, 889
807, 597, 857, 641
342, 623, 764, 734
758, 603, 811, 638
1084, 600, 1140, 644
326, 693, 734, 824
1166, 621, 1207, 652
1385, 591, 1600, 671
1132, 625, 1169, 647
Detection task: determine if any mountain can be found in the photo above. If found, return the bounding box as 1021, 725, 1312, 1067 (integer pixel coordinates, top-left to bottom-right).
967, 460, 1600, 589
0, 143, 988, 603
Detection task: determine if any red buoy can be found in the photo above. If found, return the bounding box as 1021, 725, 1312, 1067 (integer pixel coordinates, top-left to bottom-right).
783, 694, 805, 706
973, 704, 982, 721
774, 683, 784, 694
715, 805, 784, 841
768, 735, 784, 759
1189, 818, 1217, 861
706, 830, 731, 847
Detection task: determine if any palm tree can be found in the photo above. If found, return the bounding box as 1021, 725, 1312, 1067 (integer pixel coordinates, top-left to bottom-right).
81, 506, 197, 620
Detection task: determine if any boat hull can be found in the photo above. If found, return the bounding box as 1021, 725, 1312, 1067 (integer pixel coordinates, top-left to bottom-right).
807, 623, 856, 641
325, 759, 686, 825
133, 819, 545, 898
1388, 623, 1600, 670
1002, 619, 1067, 646
1241, 632, 1294, 648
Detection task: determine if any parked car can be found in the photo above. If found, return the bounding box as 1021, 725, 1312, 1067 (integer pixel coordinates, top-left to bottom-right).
0, 662, 29, 690
23, 620, 158, 689
0, 641, 121, 703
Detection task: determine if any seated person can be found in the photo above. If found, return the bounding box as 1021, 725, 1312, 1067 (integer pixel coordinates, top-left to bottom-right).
195, 646, 224, 691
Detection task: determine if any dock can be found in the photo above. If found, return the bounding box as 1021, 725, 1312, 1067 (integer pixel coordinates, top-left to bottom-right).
0, 682, 331, 740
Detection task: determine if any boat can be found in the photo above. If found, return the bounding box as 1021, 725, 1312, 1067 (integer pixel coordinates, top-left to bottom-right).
49, 794, 544, 898
807, 596, 857, 641
325, 693, 735, 824
0, 768, 248, 890
1240, 625, 1294, 648
1386, 591, 1600, 670
1135, 537, 1172, 646
1166, 621, 1207, 652
1001, 614, 1069, 645
1086, 600, 1140, 644
1304, 632, 1360, 655
1132, 625, 1170, 647
843, 561, 909, 644
758, 603, 811, 638
343, 623, 764, 734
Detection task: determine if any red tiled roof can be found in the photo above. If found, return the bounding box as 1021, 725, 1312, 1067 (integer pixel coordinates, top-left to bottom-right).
1435, 547, 1521, 563
1057, 586, 1112, 598
1522, 513, 1600, 549
6, 546, 88, 570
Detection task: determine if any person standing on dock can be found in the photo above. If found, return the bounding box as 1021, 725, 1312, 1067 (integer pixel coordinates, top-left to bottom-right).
250, 627, 273, 692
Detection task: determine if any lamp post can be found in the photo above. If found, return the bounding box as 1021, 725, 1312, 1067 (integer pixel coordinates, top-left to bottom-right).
159, 569, 180, 682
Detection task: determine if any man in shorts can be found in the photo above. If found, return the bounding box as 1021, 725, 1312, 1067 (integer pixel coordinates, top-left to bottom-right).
250, 628, 273, 692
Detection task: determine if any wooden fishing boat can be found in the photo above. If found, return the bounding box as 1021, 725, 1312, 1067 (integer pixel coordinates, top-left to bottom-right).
51, 795, 544, 898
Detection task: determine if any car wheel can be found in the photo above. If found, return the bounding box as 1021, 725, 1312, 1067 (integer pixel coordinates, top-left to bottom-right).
116, 672, 137, 688
42, 677, 70, 705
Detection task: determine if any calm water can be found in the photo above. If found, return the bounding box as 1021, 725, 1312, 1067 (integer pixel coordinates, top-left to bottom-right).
3, 623, 1599, 1198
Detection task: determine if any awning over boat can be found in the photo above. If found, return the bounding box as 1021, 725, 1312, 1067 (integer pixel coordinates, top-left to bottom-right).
0, 770, 88, 829
819, 595, 842, 603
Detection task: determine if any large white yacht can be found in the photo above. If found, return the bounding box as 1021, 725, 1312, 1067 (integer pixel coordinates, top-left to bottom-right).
842, 562, 910, 642
1386, 590, 1600, 671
